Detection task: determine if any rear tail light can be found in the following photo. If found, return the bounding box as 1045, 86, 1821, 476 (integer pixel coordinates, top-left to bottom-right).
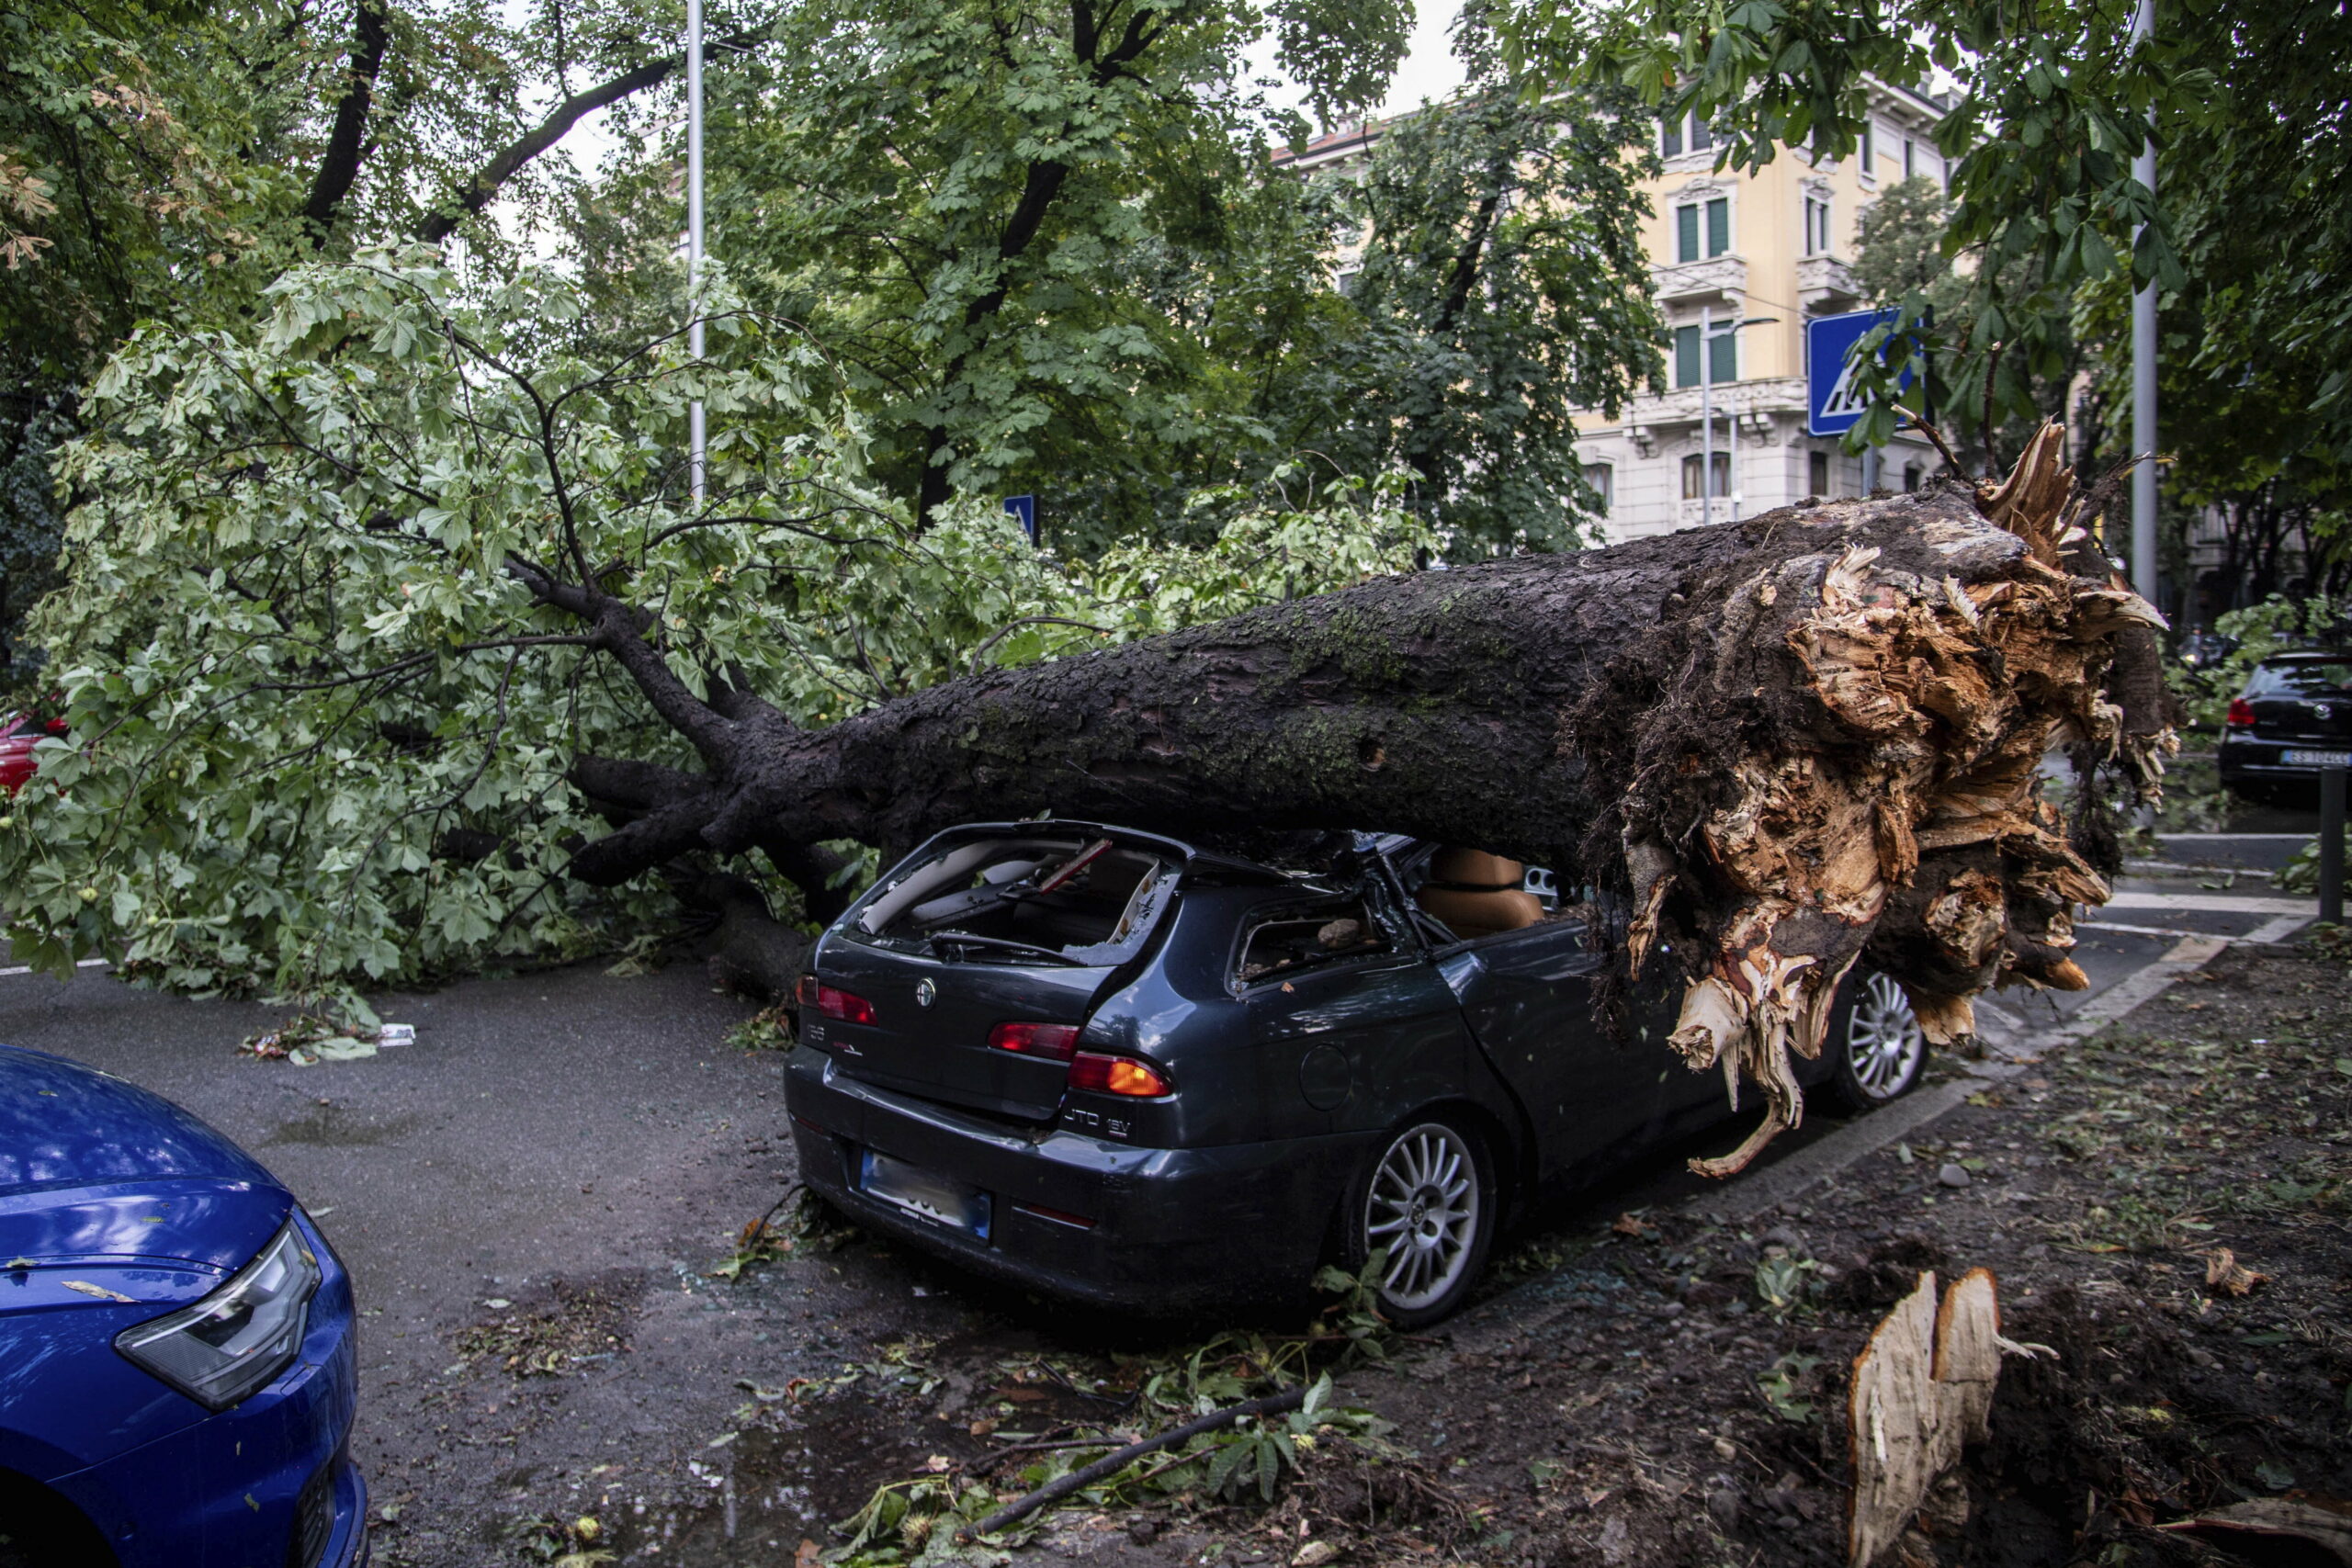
2225, 697, 2256, 728
795, 975, 876, 1025
1068, 1051, 1172, 1098
1012, 1201, 1097, 1230
988, 1021, 1081, 1060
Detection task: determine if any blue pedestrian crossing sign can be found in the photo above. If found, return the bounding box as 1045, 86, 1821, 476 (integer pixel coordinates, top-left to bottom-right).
1806, 309, 1917, 437
1003, 494, 1037, 543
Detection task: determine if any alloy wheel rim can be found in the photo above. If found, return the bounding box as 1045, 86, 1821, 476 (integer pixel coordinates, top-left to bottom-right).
1363, 1123, 1479, 1311
1844, 972, 1926, 1100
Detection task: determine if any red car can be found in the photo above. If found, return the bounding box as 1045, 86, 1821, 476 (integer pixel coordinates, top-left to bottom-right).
1, 714, 64, 795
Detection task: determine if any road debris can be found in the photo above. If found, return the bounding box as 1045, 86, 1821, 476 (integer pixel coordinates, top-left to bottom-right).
62, 1279, 136, 1303
2202, 1246, 2269, 1297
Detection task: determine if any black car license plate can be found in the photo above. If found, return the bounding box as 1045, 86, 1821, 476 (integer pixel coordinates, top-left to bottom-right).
859, 1149, 992, 1239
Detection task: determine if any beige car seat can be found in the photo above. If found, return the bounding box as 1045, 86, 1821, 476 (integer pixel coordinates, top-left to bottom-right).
1416, 848, 1544, 938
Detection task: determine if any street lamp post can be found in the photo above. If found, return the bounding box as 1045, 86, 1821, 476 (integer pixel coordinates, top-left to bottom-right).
1701, 302, 1716, 528
1698, 306, 1778, 526
2130, 0, 2158, 606
687, 0, 707, 504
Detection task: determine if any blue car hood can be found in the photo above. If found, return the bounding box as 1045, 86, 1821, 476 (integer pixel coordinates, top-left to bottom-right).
0, 1045, 288, 1275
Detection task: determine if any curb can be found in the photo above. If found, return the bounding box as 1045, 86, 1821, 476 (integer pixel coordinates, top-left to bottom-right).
1441, 930, 2287, 1352
1719, 922, 2303, 1220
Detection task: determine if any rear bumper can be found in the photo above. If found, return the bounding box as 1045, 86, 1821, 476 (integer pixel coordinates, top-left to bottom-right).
2219, 735, 2351, 781
784, 1047, 1370, 1311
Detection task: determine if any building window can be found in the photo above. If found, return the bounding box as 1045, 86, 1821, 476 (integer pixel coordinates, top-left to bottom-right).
1803, 195, 1833, 255
1673, 323, 1737, 389
1810, 449, 1831, 498
1661, 111, 1713, 158
1681, 452, 1732, 499
1583, 463, 1613, 513
1861, 121, 1875, 175
1904, 138, 1915, 179
1676, 197, 1730, 263
1903, 463, 1923, 492
1334, 268, 1360, 296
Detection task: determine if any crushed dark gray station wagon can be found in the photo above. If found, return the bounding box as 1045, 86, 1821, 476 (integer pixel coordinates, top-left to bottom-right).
783, 822, 1924, 1325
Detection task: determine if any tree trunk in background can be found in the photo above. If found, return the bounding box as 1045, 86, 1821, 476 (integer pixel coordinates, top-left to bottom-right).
549, 423, 2175, 1176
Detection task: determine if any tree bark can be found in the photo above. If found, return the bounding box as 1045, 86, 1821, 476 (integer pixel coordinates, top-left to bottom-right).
911, 0, 1165, 525
531, 424, 2175, 1176
301, 0, 393, 243
416, 35, 763, 245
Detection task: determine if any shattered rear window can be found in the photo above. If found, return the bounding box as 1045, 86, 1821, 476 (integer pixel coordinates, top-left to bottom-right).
844, 836, 1178, 964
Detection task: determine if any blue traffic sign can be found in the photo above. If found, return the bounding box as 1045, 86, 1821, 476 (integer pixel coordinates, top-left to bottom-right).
1003, 494, 1037, 543
1806, 309, 1917, 437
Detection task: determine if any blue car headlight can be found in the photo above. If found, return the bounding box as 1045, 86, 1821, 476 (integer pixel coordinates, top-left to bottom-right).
114, 1218, 322, 1411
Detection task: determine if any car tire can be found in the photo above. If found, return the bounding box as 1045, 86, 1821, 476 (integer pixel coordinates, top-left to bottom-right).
1824, 970, 1928, 1112
1340, 1116, 1497, 1329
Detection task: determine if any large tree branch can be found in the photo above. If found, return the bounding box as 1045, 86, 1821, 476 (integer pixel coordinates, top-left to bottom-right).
506, 556, 750, 773
561, 433, 2177, 1175
301, 0, 392, 243
417, 29, 766, 244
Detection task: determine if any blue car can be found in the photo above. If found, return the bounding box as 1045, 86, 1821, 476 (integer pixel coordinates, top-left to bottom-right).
0, 1044, 366, 1567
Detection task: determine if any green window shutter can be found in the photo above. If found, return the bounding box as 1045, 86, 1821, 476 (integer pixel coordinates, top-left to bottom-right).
1710, 325, 1736, 384
1677, 205, 1700, 264
1661, 115, 1682, 158
1675, 325, 1701, 388
1706, 198, 1730, 256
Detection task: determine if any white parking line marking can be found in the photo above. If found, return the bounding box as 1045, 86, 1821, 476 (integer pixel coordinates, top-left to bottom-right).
2079, 919, 2244, 941
2103, 890, 2317, 915
2243, 912, 2314, 945
2157, 832, 2316, 840
2124, 860, 2276, 879
2080, 918, 2309, 943
0, 958, 111, 977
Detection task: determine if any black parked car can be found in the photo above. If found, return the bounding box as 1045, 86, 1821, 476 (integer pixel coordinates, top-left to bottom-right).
783, 822, 1926, 1325
2218, 652, 2352, 797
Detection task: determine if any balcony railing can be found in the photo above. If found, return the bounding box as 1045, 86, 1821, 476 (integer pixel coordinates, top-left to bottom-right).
1796, 254, 1862, 312
1651, 254, 1747, 304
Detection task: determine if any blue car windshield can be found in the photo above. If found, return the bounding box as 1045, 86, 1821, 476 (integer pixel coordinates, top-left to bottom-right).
844, 836, 1179, 964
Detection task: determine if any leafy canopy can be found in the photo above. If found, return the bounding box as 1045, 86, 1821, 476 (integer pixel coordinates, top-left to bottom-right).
0, 254, 1433, 1001
707, 0, 1411, 536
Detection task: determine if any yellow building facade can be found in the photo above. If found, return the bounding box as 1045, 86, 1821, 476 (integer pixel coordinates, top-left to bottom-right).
1577, 79, 1951, 542
1278, 78, 1953, 544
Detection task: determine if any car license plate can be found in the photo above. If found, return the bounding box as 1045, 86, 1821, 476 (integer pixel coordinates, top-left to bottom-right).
859, 1149, 992, 1238
2282, 750, 2352, 767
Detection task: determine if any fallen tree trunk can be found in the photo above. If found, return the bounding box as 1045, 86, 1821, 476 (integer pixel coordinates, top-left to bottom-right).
538, 424, 2174, 1176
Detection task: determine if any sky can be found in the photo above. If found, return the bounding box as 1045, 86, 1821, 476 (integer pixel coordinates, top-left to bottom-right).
542, 0, 1474, 186
1370, 1, 1471, 120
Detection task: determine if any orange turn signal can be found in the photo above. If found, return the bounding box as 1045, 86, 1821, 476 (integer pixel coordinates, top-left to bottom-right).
1068, 1052, 1171, 1098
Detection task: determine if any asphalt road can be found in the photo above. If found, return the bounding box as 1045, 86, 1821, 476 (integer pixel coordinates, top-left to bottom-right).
0, 850, 2320, 1565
